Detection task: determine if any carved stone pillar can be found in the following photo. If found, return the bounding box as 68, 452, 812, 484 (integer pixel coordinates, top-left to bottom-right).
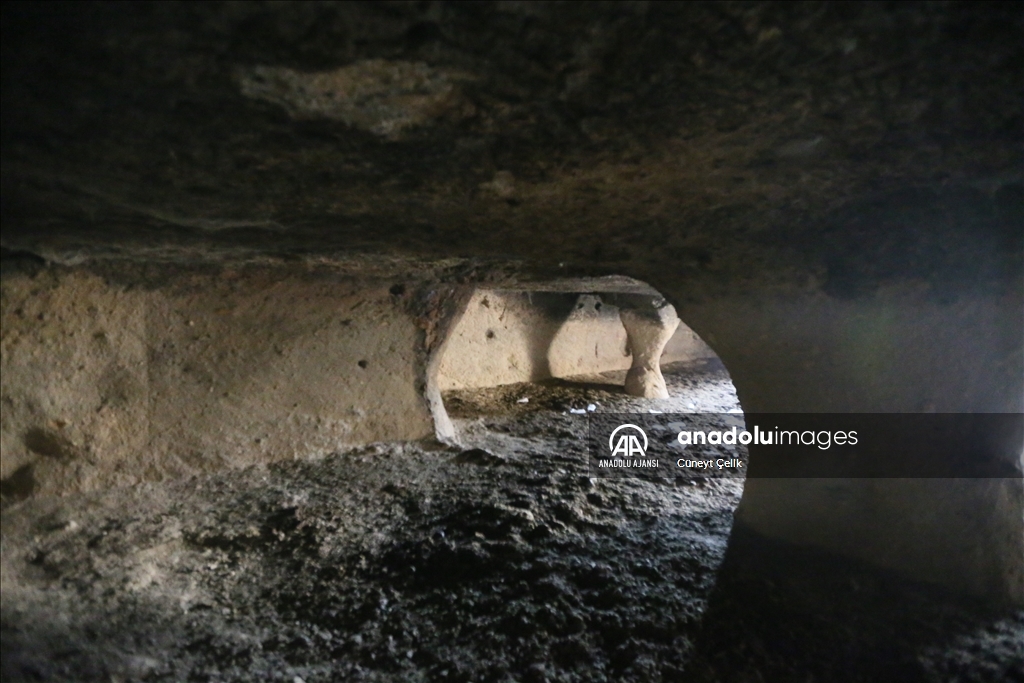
619, 300, 680, 398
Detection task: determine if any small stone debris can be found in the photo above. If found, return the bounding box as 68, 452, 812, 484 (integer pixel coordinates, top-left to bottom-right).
452, 448, 504, 466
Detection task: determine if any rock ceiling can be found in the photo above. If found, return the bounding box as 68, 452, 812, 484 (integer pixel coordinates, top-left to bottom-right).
1, 2, 1020, 295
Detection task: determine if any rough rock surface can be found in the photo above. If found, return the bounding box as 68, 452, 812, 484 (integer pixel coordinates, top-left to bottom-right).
3, 2, 1019, 287
2, 0, 1023, 660
0, 261, 438, 497
2, 362, 1021, 682
436, 288, 712, 391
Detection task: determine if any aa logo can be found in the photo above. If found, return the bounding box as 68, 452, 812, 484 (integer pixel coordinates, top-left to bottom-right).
609, 424, 648, 458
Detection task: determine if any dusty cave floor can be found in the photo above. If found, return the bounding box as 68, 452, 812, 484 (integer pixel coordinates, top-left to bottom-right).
1, 361, 1022, 683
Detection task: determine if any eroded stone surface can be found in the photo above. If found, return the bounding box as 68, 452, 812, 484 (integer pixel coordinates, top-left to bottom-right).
619, 301, 681, 399
1, 0, 1021, 609
238, 60, 472, 137
0, 262, 435, 496
436, 289, 712, 391
2, 365, 1019, 682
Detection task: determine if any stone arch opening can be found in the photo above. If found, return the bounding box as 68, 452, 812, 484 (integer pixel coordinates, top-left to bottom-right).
426, 277, 748, 524
428, 277, 742, 435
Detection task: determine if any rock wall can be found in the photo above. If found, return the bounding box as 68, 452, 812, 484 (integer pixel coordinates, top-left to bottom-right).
0, 263, 434, 498
663, 289, 1024, 605
436, 289, 714, 390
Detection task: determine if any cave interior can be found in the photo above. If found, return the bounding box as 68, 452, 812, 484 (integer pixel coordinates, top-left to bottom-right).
1, 2, 1022, 682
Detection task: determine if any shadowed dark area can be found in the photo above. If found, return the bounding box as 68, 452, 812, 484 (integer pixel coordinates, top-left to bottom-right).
690, 526, 1023, 683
